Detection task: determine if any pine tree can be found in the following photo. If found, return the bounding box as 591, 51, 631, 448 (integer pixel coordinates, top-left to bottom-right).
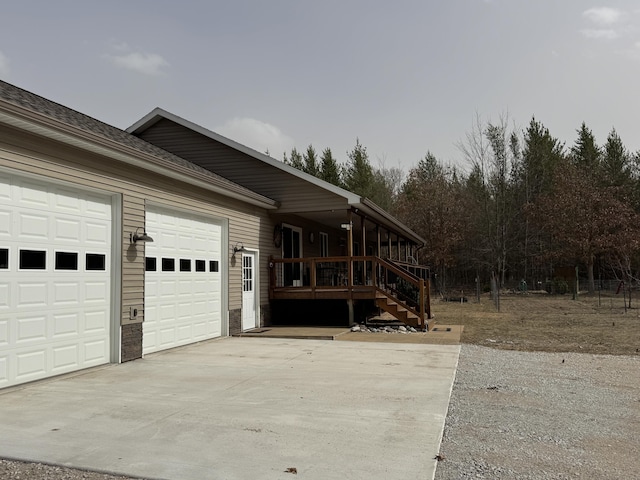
571, 122, 601, 174
343, 139, 374, 198
285, 147, 304, 170
302, 145, 319, 176
319, 147, 342, 187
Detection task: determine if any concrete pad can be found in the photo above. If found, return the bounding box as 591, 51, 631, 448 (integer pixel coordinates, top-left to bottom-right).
0, 337, 460, 480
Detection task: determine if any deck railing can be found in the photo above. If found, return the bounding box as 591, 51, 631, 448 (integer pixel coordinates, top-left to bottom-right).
269, 255, 431, 322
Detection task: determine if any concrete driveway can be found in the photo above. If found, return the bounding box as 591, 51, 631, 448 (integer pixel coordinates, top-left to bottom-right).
0, 338, 460, 480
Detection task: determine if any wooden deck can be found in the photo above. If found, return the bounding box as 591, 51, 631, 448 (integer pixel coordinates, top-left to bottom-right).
269, 255, 432, 328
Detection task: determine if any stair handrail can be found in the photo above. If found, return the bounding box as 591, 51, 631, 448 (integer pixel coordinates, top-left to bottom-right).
375, 256, 428, 327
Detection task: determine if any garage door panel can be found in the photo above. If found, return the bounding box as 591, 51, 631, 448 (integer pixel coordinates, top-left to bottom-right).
0, 358, 7, 385
144, 206, 222, 354
54, 282, 80, 305
1, 171, 112, 388
54, 218, 81, 242
53, 344, 79, 370
52, 313, 79, 338
159, 280, 177, 296
176, 325, 192, 341
0, 209, 10, 236
84, 339, 108, 363
0, 319, 7, 345
18, 213, 49, 239
0, 283, 10, 309
52, 188, 82, 212
85, 222, 109, 245
16, 315, 47, 343
16, 180, 49, 207
159, 304, 177, 321
0, 174, 10, 198
85, 281, 109, 303
84, 195, 111, 219
16, 348, 47, 379
84, 310, 108, 334
17, 282, 47, 306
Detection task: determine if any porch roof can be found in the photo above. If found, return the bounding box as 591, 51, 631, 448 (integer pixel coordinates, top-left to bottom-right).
128, 108, 425, 244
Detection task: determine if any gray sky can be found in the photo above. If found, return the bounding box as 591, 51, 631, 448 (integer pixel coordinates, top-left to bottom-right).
1, 1, 639, 173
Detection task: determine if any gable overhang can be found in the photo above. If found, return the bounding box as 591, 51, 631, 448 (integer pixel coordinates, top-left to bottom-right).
0, 100, 278, 210
128, 108, 423, 244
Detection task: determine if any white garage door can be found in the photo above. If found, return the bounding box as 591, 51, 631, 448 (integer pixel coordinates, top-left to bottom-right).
0, 171, 112, 389
143, 206, 222, 354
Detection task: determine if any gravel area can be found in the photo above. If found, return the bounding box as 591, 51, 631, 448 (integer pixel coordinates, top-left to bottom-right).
435, 344, 640, 480
0, 459, 146, 480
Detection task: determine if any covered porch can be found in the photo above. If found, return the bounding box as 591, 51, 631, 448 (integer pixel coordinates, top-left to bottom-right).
269, 203, 432, 329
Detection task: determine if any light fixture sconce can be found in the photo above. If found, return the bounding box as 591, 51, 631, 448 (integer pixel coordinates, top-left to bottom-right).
232, 242, 247, 256
340, 222, 352, 231
130, 227, 154, 244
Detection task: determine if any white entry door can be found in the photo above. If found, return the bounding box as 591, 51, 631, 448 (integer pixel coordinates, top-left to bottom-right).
241, 251, 257, 331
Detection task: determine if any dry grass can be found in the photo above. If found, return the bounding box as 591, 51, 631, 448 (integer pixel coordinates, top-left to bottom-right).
433, 291, 640, 355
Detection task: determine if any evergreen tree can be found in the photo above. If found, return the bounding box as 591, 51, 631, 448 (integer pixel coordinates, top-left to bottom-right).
285, 147, 304, 170
571, 122, 601, 175
343, 139, 374, 198
302, 145, 319, 176
319, 147, 342, 187
602, 128, 631, 189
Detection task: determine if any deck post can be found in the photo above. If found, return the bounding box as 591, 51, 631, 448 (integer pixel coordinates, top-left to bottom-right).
425, 279, 432, 320
310, 258, 316, 298
347, 299, 354, 325
419, 279, 425, 329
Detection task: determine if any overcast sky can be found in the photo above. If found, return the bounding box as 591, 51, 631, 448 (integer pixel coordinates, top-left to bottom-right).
1, 1, 639, 173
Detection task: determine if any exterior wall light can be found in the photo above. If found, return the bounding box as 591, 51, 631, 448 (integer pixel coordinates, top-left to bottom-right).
232, 242, 247, 257
130, 227, 154, 244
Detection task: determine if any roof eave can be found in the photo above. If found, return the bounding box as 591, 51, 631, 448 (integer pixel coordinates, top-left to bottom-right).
0, 101, 278, 210
354, 197, 426, 245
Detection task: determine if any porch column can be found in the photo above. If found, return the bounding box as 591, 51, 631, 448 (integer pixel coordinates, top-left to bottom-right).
376, 225, 381, 257
360, 215, 366, 254
347, 210, 353, 257
347, 210, 353, 287
396, 235, 401, 261
387, 230, 392, 260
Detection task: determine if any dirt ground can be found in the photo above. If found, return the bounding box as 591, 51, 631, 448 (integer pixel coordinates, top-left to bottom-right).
433, 290, 640, 355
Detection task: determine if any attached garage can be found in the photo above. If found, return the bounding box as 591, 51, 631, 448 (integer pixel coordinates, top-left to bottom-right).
143, 205, 223, 354
0, 170, 114, 388
1, 80, 279, 390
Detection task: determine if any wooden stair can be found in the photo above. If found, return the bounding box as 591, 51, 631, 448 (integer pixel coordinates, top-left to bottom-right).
375, 291, 429, 330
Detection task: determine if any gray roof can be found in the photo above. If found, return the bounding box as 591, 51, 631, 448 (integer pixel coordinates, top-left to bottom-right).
0, 80, 277, 208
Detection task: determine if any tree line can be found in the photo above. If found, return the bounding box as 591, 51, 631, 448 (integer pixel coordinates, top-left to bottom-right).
282, 116, 640, 294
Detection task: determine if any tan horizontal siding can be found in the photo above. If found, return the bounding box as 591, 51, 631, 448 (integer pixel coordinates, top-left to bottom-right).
1, 127, 271, 326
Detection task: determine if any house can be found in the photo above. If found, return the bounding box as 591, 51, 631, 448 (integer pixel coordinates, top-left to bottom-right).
127, 109, 431, 328
0, 80, 430, 390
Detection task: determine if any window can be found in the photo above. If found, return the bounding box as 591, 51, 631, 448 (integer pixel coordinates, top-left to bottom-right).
145, 257, 157, 272
180, 259, 191, 272
20, 250, 46, 270
162, 258, 175, 272
55, 251, 78, 270
86, 253, 106, 271
320, 232, 329, 257
209, 260, 219, 272
195, 260, 206, 272
243, 255, 253, 292
0, 248, 7, 269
